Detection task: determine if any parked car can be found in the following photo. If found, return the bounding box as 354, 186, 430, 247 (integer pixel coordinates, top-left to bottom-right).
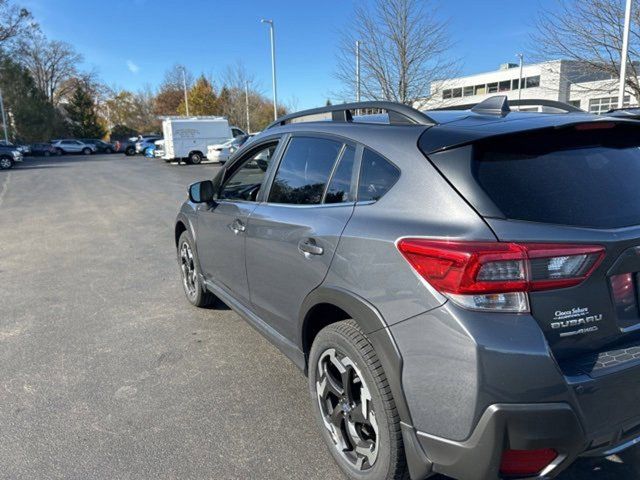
206, 135, 251, 163
175, 97, 640, 480
134, 135, 162, 156
160, 117, 246, 164
153, 139, 165, 158
51, 139, 97, 155
0, 143, 23, 169
80, 139, 116, 153
0, 140, 31, 155
30, 143, 58, 157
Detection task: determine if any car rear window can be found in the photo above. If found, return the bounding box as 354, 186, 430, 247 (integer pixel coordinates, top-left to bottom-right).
474, 124, 640, 228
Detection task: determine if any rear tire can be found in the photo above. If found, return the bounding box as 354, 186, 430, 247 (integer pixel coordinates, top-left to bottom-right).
82, 147, 92, 155
177, 231, 217, 308
0, 156, 14, 170
125, 147, 135, 156
309, 320, 408, 480
189, 152, 203, 165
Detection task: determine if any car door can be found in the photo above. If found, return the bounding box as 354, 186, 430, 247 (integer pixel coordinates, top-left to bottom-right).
196, 140, 281, 305
245, 136, 358, 340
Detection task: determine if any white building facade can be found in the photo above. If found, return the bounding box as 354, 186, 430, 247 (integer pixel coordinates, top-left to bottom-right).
417, 60, 637, 114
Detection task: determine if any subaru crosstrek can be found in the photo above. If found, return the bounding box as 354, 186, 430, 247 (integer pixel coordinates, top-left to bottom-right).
174, 97, 640, 480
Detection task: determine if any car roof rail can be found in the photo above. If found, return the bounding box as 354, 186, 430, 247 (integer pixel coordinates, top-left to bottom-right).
434, 96, 585, 114
265, 101, 438, 130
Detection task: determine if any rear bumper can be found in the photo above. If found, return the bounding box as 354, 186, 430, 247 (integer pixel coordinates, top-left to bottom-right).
389, 304, 640, 479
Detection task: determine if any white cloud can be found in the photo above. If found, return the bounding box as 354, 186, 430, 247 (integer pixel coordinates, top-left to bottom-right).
126, 60, 140, 74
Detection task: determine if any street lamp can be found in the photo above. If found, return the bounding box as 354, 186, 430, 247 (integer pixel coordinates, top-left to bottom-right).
0, 87, 8, 143
261, 19, 278, 120
181, 66, 190, 116
618, 0, 633, 109
516, 53, 524, 107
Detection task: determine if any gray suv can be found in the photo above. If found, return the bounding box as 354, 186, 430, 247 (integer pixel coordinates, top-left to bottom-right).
174, 98, 640, 480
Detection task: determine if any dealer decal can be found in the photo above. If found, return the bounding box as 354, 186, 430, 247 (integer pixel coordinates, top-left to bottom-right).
551, 307, 602, 337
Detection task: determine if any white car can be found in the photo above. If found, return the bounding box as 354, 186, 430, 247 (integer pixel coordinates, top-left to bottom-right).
51, 139, 97, 155
206, 135, 251, 163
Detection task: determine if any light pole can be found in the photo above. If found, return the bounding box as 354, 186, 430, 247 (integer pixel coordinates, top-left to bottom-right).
245, 81, 251, 133
261, 19, 278, 120
0, 87, 8, 143
181, 66, 190, 116
356, 40, 361, 102
516, 53, 524, 107
618, 0, 633, 109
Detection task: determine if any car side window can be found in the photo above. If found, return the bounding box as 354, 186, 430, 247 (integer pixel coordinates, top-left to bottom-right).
219, 143, 278, 202
232, 128, 243, 137
358, 149, 400, 202
268, 137, 343, 205
324, 145, 356, 204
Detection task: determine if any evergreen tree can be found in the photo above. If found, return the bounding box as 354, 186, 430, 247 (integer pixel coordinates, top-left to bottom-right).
326, 99, 332, 106
65, 84, 105, 138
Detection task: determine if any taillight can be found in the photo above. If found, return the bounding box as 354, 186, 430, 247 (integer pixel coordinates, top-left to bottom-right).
397, 239, 604, 313
500, 449, 558, 477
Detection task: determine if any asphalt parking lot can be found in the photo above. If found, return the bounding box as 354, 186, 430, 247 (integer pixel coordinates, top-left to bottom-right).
1, 154, 639, 479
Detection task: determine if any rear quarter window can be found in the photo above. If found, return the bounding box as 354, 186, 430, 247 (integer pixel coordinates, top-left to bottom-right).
358, 149, 400, 202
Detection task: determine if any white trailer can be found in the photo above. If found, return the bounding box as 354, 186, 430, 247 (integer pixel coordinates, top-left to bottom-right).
160, 117, 246, 164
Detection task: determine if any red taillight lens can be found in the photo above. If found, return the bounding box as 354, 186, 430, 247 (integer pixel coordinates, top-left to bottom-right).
500, 448, 558, 477
397, 239, 605, 312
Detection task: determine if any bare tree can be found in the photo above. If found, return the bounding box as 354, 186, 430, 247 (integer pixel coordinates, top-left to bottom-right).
532, 0, 640, 100
335, 0, 458, 105
17, 33, 82, 105
0, 0, 33, 47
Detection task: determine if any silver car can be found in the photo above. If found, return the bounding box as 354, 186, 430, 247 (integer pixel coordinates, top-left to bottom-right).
174, 98, 640, 480
51, 139, 96, 155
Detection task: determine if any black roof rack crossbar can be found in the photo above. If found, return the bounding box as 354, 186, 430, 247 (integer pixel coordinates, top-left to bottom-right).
265, 101, 437, 129
433, 97, 585, 114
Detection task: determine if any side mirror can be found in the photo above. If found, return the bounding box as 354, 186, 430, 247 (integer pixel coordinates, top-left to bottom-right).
189, 180, 215, 203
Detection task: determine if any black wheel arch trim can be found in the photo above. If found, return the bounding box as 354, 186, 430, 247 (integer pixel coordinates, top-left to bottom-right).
175, 211, 205, 288
299, 285, 433, 479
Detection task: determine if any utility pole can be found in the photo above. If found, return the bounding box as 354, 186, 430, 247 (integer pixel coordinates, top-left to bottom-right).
245, 81, 251, 133
0, 87, 8, 143
261, 19, 278, 120
516, 53, 524, 107
618, 0, 633, 109
356, 40, 361, 102
181, 67, 190, 116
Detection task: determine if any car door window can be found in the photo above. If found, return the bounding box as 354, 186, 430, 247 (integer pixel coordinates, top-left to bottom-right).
219, 143, 278, 202
268, 137, 343, 205
232, 128, 243, 137
324, 145, 356, 204
358, 148, 400, 202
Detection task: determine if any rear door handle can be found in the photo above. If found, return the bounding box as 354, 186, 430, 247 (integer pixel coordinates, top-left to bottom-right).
230, 218, 246, 235
298, 238, 324, 256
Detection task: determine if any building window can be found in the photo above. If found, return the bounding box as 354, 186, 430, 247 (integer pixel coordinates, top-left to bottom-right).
498, 80, 511, 92
463, 86, 474, 97
588, 96, 631, 114
487, 82, 498, 93
452, 87, 462, 98
474, 84, 486, 95
511, 78, 520, 90
442, 89, 452, 99
525, 76, 540, 88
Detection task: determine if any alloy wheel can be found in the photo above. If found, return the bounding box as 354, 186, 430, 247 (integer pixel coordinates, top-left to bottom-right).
180, 241, 198, 298
316, 348, 379, 471
0, 157, 13, 169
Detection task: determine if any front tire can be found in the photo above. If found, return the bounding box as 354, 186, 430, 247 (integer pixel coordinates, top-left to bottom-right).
82, 147, 92, 155
188, 152, 203, 165
0, 156, 14, 170
309, 320, 408, 480
177, 231, 217, 308
125, 147, 135, 156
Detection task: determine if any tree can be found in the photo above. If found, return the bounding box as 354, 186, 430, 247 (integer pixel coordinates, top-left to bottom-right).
0, 0, 32, 48
105, 87, 159, 135
532, 0, 640, 100
154, 64, 192, 116
334, 0, 457, 105
110, 124, 138, 140
65, 84, 105, 138
326, 99, 333, 106
0, 54, 63, 142
17, 32, 82, 105
177, 75, 218, 115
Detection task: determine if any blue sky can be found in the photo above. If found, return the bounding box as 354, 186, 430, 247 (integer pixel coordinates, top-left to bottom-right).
22, 0, 551, 109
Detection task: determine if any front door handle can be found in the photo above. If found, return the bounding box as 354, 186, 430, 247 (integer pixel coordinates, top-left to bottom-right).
298, 238, 324, 256
230, 218, 246, 235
